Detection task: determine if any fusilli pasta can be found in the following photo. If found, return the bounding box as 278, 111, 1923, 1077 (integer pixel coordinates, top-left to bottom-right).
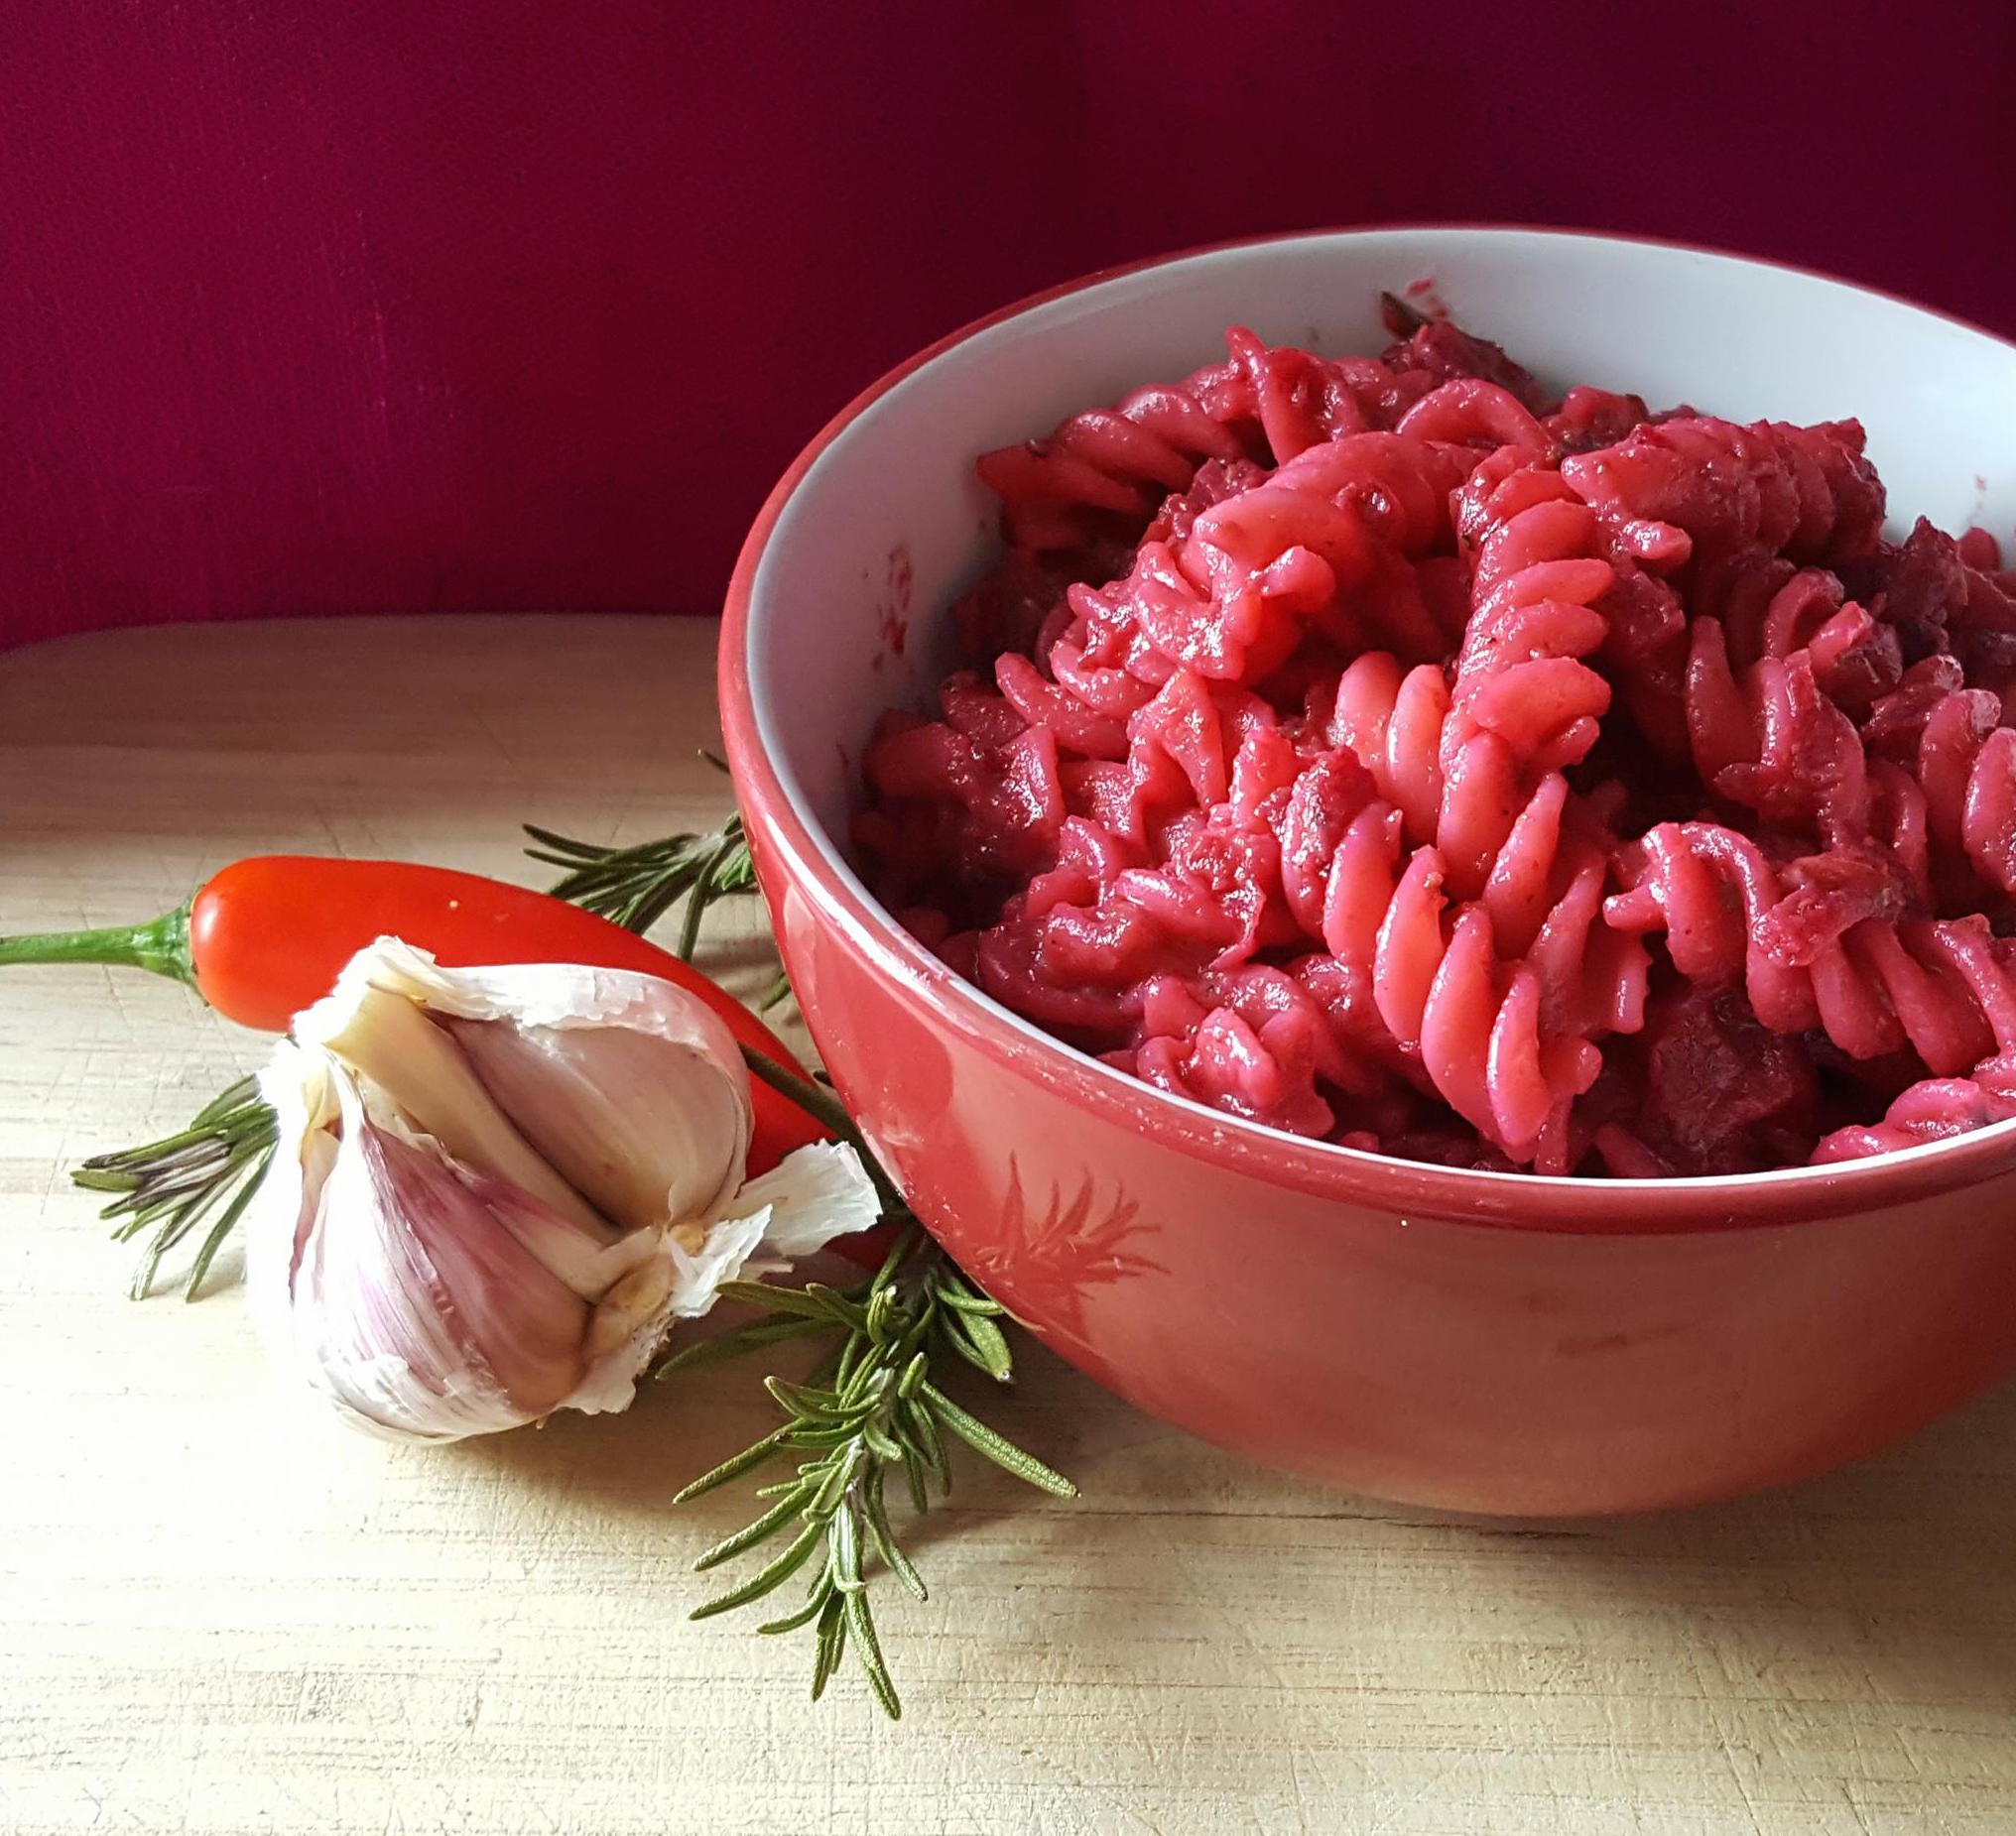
853, 311, 2016, 1175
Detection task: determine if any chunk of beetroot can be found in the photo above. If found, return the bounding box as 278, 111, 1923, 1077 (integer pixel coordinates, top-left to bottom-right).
1639, 983, 1820, 1173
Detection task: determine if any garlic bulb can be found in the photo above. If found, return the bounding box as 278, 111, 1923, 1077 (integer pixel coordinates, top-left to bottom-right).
246, 938, 879, 1442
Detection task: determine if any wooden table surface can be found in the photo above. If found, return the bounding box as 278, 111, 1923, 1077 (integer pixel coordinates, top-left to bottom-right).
5, 615, 2016, 1836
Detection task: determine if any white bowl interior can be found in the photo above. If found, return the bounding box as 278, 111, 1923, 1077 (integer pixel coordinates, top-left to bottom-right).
750, 228, 2016, 867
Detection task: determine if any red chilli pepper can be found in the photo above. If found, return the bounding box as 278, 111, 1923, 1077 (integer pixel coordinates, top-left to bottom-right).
0, 857, 828, 1174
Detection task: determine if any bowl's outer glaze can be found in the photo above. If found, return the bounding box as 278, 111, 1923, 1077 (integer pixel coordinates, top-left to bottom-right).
723, 229, 2016, 1514
758, 868, 2016, 1514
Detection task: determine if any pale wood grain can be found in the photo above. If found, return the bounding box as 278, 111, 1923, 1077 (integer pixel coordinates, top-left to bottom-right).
3, 615, 2015, 1836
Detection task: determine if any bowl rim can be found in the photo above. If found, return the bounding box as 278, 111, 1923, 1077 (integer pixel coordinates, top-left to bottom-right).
720, 222, 2016, 1233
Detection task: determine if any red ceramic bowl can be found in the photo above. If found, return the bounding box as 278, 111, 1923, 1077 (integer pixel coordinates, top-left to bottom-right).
720, 228, 2016, 1515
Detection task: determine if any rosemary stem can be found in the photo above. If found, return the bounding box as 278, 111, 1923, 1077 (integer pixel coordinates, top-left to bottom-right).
738, 1045, 905, 1216
0, 904, 195, 985
676, 834, 734, 960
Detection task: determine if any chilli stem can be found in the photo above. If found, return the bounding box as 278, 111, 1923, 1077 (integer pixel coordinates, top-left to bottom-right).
0, 903, 196, 986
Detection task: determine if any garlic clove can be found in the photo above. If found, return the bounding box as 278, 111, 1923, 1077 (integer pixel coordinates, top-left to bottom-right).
585, 1258, 676, 1363
315, 981, 614, 1240
484, 1168, 663, 1301
255, 1046, 602, 1441
563, 1259, 685, 1417
341, 1121, 591, 1421
442, 1017, 747, 1231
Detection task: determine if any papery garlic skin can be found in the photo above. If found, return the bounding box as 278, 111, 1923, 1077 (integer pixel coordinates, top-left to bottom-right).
246, 938, 879, 1443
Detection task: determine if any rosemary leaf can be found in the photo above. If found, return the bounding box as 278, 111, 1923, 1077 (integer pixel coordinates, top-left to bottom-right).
714, 1282, 856, 1323
810, 1592, 847, 1701
810, 1446, 861, 1522
864, 1474, 928, 1603
800, 1285, 873, 1332
764, 1374, 853, 1422
528, 794, 758, 950
653, 1315, 835, 1376
183, 1150, 272, 1300
845, 1585, 902, 1720
920, 1384, 1077, 1498
861, 1420, 905, 1465
673, 1426, 793, 1505
674, 832, 738, 961
900, 1396, 951, 1491
938, 1307, 1015, 1384
758, 1570, 836, 1637
693, 1484, 815, 1572
936, 1285, 1008, 1319
829, 1498, 864, 1593
689, 1516, 825, 1620
831, 1333, 868, 1395
775, 1422, 860, 1451
900, 1441, 931, 1516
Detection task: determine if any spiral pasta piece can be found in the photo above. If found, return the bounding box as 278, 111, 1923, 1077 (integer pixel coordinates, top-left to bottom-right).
1693, 556, 1903, 705
1271, 735, 1646, 1164
1683, 547, 2016, 900
1561, 416, 1887, 571
1604, 822, 2016, 1075
1680, 624, 1871, 841
974, 360, 1254, 551
1363, 849, 1605, 1168
1912, 688, 2016, 897
1812, 1054, 2016, 1162
1063, 414, 1490, 690
1447, 462, 1616, 778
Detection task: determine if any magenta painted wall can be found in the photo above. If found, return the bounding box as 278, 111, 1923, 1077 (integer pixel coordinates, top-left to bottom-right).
6, 3, 2012, 650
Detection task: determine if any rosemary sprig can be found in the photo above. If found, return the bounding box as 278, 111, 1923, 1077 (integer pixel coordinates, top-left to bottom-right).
666, 1221, 1074, 1718
525, 757, 757, 956
526, 813, 756, 956
70, 1074, 279, 1299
